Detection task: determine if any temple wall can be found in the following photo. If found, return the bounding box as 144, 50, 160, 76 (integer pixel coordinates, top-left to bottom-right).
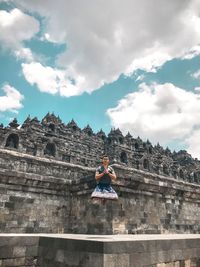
0, 149, 200, 235
70, 165, 200, 234
1, 115, 200, 182
37, 235, 200, 267
0, 124, 105, 168
0, 235, 39, 267
0, 234, 200, 267
0, 149, 93, 233
0, 179, 68, 233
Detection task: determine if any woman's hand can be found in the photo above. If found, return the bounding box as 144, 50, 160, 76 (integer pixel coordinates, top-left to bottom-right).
95, 172, 104, 181
104, 168, 109, 174
108, 172, 116, 180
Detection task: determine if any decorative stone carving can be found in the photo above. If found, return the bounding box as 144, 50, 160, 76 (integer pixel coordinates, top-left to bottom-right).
0, 112, 199, 184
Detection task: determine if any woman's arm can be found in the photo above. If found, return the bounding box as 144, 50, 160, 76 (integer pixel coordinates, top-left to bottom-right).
108, 167, 117, 181
95, 171, 104, 181
108, 172, 116, 181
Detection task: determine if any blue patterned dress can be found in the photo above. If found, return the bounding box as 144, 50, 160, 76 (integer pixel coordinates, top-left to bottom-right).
91, 165, 118, 200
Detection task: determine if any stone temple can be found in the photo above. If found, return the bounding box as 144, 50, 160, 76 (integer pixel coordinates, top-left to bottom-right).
0, 113, 199, 267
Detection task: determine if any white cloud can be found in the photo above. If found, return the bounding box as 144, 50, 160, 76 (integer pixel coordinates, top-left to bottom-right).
192, 70, 200, 79
182, 45, 200, 60
107, 83, 200, 152
126, 50, 172, 74
0, 84, 24, 112
14, 47, 34, 62
135, 74, 145, 82
22, 62, 80, 97
0, 8, 39, 62
8, 0, 200, 95
186, 129, 200, 159
0, 8, 39, 49
191, 70, 200, 95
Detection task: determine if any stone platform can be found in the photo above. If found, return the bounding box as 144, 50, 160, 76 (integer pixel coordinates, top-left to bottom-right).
0, 234, 200, 267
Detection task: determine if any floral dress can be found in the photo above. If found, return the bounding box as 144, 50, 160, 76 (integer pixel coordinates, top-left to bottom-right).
91, 165, 118, 200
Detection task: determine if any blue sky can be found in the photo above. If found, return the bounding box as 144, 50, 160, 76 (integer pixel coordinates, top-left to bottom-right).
0, 0, 200, 158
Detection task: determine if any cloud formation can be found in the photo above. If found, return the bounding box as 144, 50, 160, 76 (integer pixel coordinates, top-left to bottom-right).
0, 8, 39, 62
107, 83, 200, 155
186, 129, 200, 159
192, 70, 200, 79
0, 84, 24, 112
22, 62, 80, 97
14, 48, 34, 62
6, 0, 200, 95
0, 8, 39, 48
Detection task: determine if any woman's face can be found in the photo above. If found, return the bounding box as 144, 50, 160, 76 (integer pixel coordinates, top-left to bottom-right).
102, 157, 109, 164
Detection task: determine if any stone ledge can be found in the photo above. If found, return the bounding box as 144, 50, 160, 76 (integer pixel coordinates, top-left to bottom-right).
1, 234, 200, 267
0, 148, 95, 172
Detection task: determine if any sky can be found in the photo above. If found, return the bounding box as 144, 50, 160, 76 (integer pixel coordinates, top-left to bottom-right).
0, 0, 200, 159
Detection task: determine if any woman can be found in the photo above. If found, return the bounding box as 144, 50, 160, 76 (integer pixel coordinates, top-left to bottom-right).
91, 155, 118, 200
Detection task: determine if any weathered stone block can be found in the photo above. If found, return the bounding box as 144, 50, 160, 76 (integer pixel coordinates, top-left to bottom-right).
25, 246, 38, 257
0, 246, 13, 258
13, 246, 26, 257
1, 257, 25, 266
104, 253, 129, 267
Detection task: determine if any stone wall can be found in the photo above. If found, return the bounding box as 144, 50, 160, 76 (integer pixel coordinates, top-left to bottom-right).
0, 148, 200, 235
69, 165, 200, 234
0, 148, 93, 233
1, 234, 199, 267
0, 235, 39, 267
0, 115, 105, 168
30, 234, 200, 267
1, 114, 200, 184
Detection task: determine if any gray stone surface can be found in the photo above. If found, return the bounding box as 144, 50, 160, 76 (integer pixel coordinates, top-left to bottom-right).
0, 114, 200, 236
0, 235, 39, 266
36, 234, 200, 266
0, 113, 200, 183
0, 146, 199, 234
1, 234, 199, 267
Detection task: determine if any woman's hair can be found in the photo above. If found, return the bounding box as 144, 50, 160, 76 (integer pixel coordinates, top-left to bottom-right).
102, 155, 109, 160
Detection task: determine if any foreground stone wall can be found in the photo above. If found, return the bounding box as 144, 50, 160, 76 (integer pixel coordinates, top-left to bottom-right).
38, 234, 200, 267
0, 235, 39, 267
1, 234, 199, 267
0, 149, 200, 235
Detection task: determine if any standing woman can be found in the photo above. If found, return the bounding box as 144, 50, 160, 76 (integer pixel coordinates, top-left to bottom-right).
91, 155, 118, 200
